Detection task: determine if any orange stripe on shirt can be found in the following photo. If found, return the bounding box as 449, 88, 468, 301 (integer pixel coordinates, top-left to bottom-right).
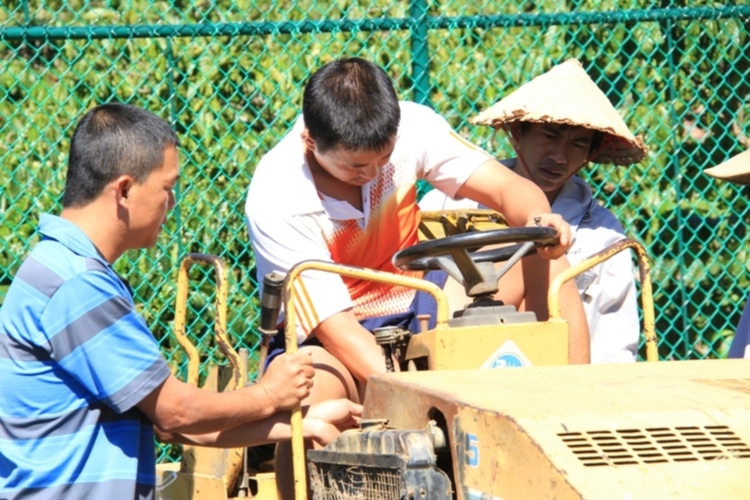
325, 178, 422, 318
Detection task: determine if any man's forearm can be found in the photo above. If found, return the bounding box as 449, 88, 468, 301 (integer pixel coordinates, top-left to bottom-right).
488, 174, 553, 228
140, 377, 281, 435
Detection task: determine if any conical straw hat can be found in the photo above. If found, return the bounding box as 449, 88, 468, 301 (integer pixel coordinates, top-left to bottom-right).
704, 149, 750, 185
471, 59, 647, 166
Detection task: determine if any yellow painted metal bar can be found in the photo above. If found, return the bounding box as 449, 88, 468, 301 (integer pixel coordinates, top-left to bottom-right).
548, 239, 658, 362
173, 253, 246, 491
283, 260, 452, 498
283, 272, 309, 500
199, 254, 245, 391
174, 256, 202, 386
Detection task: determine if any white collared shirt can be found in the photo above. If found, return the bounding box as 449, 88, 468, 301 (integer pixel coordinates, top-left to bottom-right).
245, 102, 492, 343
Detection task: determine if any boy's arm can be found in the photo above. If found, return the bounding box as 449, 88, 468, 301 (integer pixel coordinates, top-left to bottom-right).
157, 399, 362, 448
456, 159, 571, 259
311, 309, 390, 384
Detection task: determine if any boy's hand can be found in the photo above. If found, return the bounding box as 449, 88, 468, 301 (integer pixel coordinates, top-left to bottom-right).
304, 399, 363, 446
527, 212, 571, 260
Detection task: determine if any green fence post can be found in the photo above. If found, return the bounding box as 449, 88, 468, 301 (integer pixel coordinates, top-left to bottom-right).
410, 0, 430, 106
664, 18, 690, 359
166, 37, 183, 261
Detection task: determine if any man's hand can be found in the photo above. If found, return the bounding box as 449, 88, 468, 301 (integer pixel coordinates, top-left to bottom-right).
304, 399, 363, 446
527, 212, 571, 259
258, 352, 315, 411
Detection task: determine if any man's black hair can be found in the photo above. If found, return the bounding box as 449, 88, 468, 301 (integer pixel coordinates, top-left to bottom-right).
518, 122, 604, 156
302, 57, 400, 154
62, 103, 180, 207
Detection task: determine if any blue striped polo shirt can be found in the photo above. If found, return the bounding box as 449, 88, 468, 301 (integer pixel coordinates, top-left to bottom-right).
0, 214, 171, 499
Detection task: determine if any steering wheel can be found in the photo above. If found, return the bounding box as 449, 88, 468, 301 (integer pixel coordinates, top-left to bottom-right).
392, 227, 558, 298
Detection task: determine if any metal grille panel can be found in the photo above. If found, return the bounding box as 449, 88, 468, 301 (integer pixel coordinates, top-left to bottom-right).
559, 425, 750, 467
309, 462, 401, 500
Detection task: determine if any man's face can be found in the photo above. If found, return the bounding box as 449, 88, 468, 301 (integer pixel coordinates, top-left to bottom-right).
126, 146, 180, 249
515, 123, 596, 197
307, 135, 396, 187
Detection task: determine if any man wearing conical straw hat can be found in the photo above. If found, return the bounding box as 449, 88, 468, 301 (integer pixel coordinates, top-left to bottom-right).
421, 59, 648, 363
705, 149, 750, 358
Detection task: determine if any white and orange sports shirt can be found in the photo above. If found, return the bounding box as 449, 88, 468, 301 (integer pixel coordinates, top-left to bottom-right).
245, 101, 492, 343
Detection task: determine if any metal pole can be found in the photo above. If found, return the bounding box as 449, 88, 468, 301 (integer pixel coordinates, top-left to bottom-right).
665, 19, 691, 359
410, 0, 430, 105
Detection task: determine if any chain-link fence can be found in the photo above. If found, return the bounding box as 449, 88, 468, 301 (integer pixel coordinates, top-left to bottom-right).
2, 1, 750, 460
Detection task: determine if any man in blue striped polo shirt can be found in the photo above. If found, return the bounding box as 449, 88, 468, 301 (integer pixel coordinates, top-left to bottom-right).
0, 103, 361, 499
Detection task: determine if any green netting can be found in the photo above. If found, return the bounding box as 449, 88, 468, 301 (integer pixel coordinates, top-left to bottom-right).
2, 0, 750, 461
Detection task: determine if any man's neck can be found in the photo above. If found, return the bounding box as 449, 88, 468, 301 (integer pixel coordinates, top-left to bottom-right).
545, 189, 561, 205
60, 203, 124, 263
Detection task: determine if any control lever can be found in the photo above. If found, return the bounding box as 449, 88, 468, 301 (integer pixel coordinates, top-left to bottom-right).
256, 272, 285, 378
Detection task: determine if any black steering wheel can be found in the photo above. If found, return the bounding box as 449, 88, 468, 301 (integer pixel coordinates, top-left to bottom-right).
393, 227, 558, 269
392, 227, 558, 298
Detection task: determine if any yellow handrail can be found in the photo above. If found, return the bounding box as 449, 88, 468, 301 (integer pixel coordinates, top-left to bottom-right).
172, 253, 246, 492
548, 239, 658, 362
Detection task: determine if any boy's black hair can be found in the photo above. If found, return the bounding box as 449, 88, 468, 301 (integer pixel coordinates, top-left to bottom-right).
62, 103, 180, 207
302, 57, 400, 154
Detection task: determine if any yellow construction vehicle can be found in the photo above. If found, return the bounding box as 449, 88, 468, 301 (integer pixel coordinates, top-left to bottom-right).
340, 358, 750, 499
288, 211, 660, 499
156, 210, 750, 499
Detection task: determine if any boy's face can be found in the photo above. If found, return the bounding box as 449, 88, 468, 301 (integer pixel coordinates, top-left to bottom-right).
515, 123, 595, 197
307, 134, 396, 187
125, 146, 180, 249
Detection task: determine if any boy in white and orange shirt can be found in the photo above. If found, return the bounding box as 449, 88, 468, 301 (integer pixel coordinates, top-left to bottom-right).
245, 57, 588, 498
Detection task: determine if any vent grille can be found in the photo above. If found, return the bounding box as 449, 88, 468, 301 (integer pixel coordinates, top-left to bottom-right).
559, 425, 750, 467
308, 463, 401, 500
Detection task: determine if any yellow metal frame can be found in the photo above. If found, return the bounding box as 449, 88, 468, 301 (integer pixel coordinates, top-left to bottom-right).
282, 260, 451, 498
548, 238, 658, 362
418, 209, 509, 240
282, 235, 658, 495
174, 253, 246, 390
172, 253, 247, 494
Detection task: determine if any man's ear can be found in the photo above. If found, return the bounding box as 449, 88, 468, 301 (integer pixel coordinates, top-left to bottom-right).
506, 123, 522, 150
301, 128, 316, 152
113, 175, 136, 208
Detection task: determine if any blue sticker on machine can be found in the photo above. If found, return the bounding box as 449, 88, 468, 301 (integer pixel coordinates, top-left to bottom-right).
466, 488, 505, 500
489, 353, 524, 368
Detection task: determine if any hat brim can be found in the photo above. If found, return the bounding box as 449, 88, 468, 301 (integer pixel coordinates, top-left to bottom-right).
471, 59, 648, 166
705, 149, 750, 185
